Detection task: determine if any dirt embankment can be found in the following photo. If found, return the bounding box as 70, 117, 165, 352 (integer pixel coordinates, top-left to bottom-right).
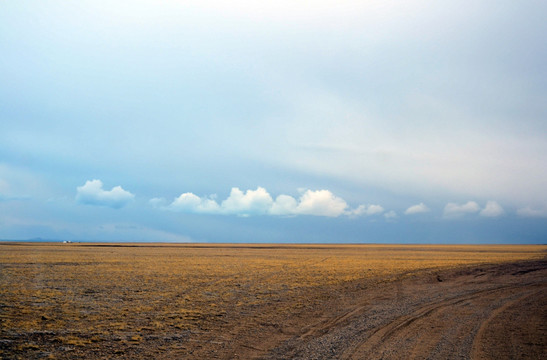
261, 260, 547, 360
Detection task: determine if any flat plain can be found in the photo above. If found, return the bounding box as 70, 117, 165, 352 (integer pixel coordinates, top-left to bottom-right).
0, 243, 545, 359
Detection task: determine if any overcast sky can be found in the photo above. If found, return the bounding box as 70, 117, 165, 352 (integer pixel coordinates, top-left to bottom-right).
1, 1, 546, 243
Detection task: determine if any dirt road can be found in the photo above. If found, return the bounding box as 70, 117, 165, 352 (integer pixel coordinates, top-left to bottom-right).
262, 260, 546, 359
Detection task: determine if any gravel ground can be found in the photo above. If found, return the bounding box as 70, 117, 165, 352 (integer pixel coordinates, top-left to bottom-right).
2, 256, 545, 359
262, 259, 546, 360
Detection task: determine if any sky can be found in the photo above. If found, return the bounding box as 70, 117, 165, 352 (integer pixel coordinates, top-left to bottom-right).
1, 1, 546, 243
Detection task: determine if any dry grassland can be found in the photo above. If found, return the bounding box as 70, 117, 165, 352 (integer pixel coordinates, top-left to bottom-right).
0, 243, 545, 359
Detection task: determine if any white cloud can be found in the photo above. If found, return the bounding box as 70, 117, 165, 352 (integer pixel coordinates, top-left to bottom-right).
367, 205, 385, 215
171, 193, 221, 214
165, 187, 378, 217
76, 179, 134, 209
404, 203, 429, 215
269, 194, 298, 215
443, 201, 480, 217
350, 204, 385, 216
221, 187, 273, 215
384, 210, 398, 220
479, 200, 504, 217
294, 189, 348, 217
168, 187, 288, 216
517, 206, 547, 218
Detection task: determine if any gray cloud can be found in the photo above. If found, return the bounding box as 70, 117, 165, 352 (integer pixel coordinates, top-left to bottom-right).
350, 204, 385, 216
404, 203, 430, 215
479, 201, 504, 218
443, 201, 481, 218
517, 206, 547, 218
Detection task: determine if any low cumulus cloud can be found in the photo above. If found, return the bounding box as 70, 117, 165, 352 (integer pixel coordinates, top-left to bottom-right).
350, 204, 385, 216
444, 200, 504, 218
172, 192, 222, 214
443, 201, 480, 217
517, 206, 547, 218
166, 187, 385, 218
404, 203, 429, 215
76, 179, 135, 209
384, 210, 398, 220
221, 187, 273, 215
479, 200, 504, 217
269, 194, 298, 215
294, 189, 348, 217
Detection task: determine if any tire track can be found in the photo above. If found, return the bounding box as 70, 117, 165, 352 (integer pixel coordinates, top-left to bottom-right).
299, 304, 368, 340
471, 287, 547, 360
341, 284, 527, 360
264, 260, 547, 360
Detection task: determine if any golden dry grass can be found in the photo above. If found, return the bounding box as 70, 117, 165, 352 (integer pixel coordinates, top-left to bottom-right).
0, 243, 545, 358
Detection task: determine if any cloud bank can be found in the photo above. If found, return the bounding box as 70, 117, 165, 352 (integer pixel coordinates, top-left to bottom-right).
167, 187, 385, 218
76, 180, 135, 209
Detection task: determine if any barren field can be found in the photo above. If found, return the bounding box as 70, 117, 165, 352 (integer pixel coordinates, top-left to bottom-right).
0, 243, 545, 359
